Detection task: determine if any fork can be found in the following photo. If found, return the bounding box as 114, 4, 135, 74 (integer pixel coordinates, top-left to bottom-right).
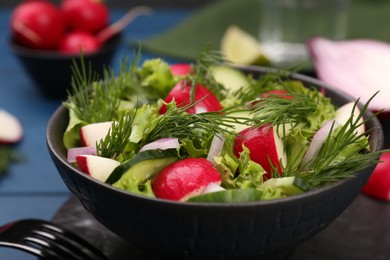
0, 219, 108, 260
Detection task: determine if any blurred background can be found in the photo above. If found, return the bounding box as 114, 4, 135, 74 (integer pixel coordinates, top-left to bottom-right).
0, 0, 215, 8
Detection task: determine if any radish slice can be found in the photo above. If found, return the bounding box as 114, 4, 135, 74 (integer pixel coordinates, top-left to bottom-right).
301, 120, 340, 168
207, 134, 225, 165
307, 37, 390, 112
203, 183, 225, 194
139, 138, 180, 152
67, 146, 97, 163
0, 109, 23, 144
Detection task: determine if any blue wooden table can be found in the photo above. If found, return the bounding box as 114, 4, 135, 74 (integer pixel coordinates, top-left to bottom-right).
0, 8, 191, 259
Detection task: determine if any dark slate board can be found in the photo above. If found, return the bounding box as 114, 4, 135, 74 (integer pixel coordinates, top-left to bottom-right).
52, 194, 390, 260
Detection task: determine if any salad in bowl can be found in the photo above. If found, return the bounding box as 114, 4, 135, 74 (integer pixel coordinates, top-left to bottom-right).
61, 52, 382, 203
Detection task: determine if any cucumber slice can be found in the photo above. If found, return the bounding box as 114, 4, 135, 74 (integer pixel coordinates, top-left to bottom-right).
209, 66, 250, 93
105, 149, 178, 185
224, 110, 252, 133
260, 176, 309, 195
187, 188, 264, 203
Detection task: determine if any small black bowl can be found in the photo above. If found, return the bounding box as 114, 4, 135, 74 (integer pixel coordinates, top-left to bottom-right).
47, 66, 384, 259
9, 33, 122, 99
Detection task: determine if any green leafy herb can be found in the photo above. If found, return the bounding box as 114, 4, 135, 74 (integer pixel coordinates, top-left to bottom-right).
65, 57, 127, 123
143, 102, 238, 146
96, 112, 136, 160
299, 97, 382, 188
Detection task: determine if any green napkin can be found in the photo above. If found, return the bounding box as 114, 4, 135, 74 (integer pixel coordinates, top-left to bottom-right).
135, 0, 390, 62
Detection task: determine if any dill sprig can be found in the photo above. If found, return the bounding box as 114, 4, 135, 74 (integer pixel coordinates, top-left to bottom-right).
186, 49, 227, 101
144, 103, 239, 145
301, 95, 383, 188
249, 91, 317, 128
96, 112, 136, 159
65, 57, 123, 123
233, 70, 291, 103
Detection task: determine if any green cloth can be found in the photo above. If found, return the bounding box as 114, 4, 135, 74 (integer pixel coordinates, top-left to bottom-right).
134, 0, 390, 62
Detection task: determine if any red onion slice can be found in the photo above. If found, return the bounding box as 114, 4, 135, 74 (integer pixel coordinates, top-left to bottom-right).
207, 134, 225, 165
139, 138, 180, 153
67, 146, 97, 163
307, 37, 390, 112
301, 119, 340, 168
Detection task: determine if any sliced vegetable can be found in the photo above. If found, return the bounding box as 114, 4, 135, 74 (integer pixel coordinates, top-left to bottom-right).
234, 124, 286, 179
139, 138, 180, 153
67, 146, 97, 163
188, 188, 264, 203
0, 109, 23, 144
301, 120, 340, 168
334, 102, 365, 136
76, 155, 120, 182
207, 134, 225, 165
209, 65, 249, 93
259, 176, 308, 196
307, 37, 390, 112
80, 121, 114, 148
106, 149, 178, 185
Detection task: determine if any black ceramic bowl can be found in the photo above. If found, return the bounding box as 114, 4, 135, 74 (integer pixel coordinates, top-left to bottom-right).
47, 66, 384, 260
9, 33, 122, 99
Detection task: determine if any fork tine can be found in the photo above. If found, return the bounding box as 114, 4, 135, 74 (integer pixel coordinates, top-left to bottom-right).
0, 219, 108, 260
42, 221, 108, 259
33, 224, 107, 260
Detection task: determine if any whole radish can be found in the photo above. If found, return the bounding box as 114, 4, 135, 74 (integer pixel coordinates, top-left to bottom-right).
10, 0, 66, 49
59, 31, 101, 54
60, 0, 110, 34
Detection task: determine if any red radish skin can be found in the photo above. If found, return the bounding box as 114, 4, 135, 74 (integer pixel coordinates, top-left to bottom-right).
10, 1, 66, 49
59, 31, 101, 54
0, 109, 23, 144
170, 63, 193, 76
76, 154, 120, 182
234, 124, 285, 179
159, 80, 222, 114
80, 121, 114, 148
61, 0, 109, 34
152, 158, 222, 201
362, 152, 390, 201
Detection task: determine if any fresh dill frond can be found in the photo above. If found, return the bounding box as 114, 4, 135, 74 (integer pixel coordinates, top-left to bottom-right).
186, 48, 227, 101
300, 95, 383, 188
144, 103, 238, 145
96, 111, 136, 159
304, 151, 381, 188
249, 92, 317, 128
65, 56, 124, 123
233, 70, 291, 103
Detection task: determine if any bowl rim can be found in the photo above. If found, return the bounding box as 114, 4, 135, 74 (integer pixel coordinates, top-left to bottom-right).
46, 65, 384, 208
8, 32, 123, 59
